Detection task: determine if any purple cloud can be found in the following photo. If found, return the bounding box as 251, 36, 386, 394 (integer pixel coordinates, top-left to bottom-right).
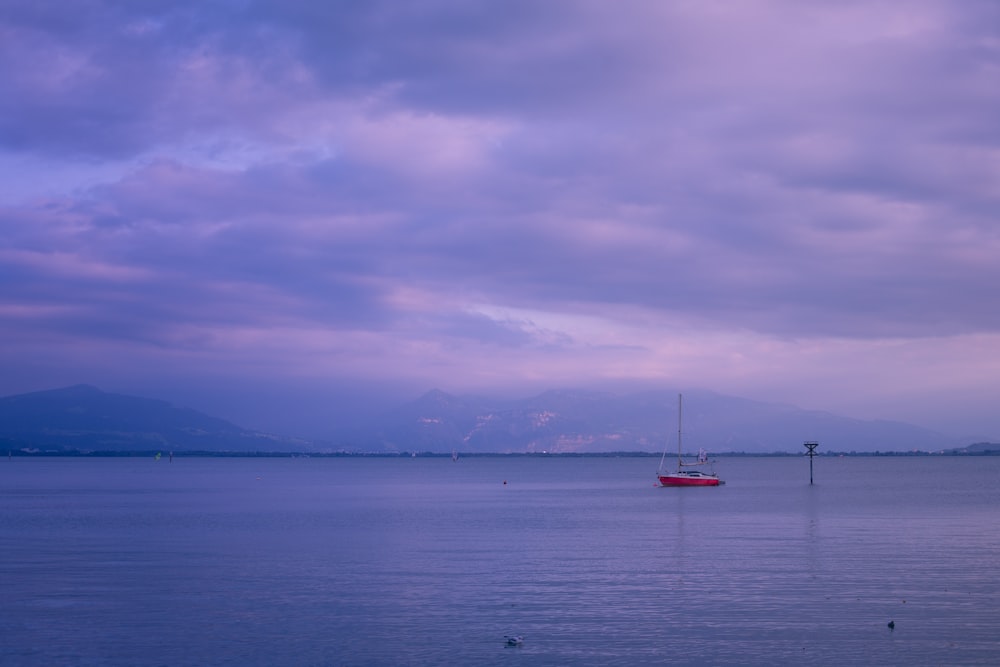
1, 0, 998, 439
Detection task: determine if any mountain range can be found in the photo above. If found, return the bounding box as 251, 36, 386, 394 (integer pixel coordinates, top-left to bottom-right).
0, 384, 975, 454
365, 388, 961, 454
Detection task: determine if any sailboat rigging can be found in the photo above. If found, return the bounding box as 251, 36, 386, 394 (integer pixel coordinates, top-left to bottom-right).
657, 393, 722, 487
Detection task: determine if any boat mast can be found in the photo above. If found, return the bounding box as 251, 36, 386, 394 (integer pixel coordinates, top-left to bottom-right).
677, 393, 683, 468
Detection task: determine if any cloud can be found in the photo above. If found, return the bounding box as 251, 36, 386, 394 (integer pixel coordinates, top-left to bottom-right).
1, 0, 998, 437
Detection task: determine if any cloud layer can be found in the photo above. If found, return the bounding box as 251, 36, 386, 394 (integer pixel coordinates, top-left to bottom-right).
2, 1, 999, 438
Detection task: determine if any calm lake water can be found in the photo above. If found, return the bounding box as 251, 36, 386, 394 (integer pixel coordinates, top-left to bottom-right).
2, 455, 999, 666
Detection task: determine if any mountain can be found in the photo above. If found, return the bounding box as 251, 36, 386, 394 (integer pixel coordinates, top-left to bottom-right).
0, 385, 310, 453
0, 384, 963, 455
363, 388, 958, 454
950, 442, 1000, 455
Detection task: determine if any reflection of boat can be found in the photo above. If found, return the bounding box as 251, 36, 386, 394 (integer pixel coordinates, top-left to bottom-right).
657, 394, 722, 487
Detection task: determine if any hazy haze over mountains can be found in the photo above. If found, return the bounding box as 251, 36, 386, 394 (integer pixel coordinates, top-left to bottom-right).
0, 385, 965, 455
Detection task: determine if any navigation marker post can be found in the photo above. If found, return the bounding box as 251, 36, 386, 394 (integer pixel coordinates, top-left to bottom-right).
804, 441, 819, 484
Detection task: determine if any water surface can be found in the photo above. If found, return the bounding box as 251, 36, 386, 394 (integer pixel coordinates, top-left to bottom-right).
2, 455, 998, 665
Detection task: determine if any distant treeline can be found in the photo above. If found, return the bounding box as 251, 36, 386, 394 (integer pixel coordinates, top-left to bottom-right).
4, 448, 998, 458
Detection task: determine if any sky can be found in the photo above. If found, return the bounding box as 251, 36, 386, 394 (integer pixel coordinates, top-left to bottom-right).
2, 0, 999, 440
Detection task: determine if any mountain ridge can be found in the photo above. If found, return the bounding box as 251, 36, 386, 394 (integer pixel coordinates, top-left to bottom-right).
0, 384, 308, 453
365, 387, 959, 454
0, 384, 971, 454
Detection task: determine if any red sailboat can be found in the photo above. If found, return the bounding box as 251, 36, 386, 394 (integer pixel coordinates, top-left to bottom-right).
657, 393, 722, 487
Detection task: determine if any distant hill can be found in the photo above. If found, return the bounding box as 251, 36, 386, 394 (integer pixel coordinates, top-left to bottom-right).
949, 442, 1000, 455
0, 385, 310, 453
362, 388, 959, 454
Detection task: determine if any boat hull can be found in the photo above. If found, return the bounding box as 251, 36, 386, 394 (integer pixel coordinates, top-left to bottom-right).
658, 474, 721, 487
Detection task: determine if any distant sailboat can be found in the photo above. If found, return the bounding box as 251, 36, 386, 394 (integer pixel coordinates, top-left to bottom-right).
656, 394, 722, 487
451, 449, 458, 462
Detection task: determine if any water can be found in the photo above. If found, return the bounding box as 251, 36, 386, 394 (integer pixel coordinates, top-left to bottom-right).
2, 455, 999, 666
